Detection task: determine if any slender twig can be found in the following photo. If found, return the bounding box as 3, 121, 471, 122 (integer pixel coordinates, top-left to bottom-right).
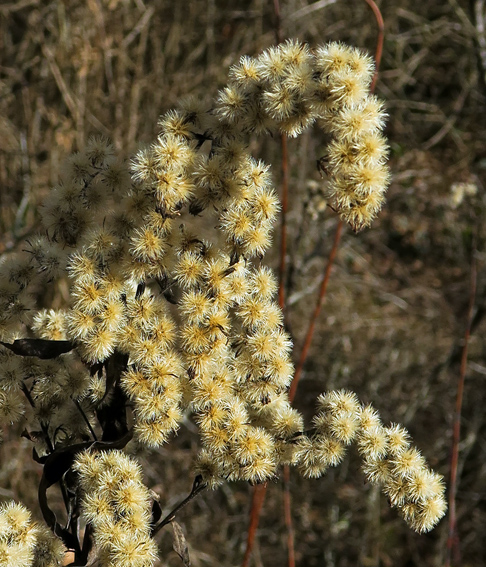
244, 1, 384, 563
21, 383, 73, 533
73, 398, 98, 441
363, 0, 384, 92
288, 220, 343, 402
283, 465, 295, 567
152, 475, 207, 536
242, 483, 268, 567
273, 0, 283, 44
446, 245, 477, 567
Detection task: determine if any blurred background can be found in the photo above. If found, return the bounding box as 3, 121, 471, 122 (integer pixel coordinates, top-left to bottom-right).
1, 1, 485, 565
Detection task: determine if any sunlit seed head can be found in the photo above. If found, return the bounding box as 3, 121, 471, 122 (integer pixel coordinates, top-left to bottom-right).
314, 42, 354, 75
263, 84, 298, 121
362, 456, 391, 485
406, 494, 447, 533
220, 206, 253, 243
239, 454, 276, 483
158, 109, 195, 140
32, 309, 67, 340
328, 70, 368, 105
97, 300, 125, 332
406, 469, 445, 504
357, 424, 388, 460
384, 476, 409, 507
192, 375, 232, 411
386, 424, 411, 456
248, 186, 280, 222
327, 411, 360, 444
194, 449, 224, 489
241, 224, 272, 258
173, 251, 205, 289
129, 336, 164, 365
130, 227, 167, 263
215, 85, 248, 123
279, 39, 312, 67
134, 419, 171, 448
270, 403, 304, 439
359, 404, 382, 430
180, 323, 212, 355
195, 402, 229, 431
391, 447, 426, 479
257, 46, 287, 82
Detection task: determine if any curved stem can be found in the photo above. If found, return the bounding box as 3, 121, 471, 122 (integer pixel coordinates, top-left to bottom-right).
364, 0, 385, 92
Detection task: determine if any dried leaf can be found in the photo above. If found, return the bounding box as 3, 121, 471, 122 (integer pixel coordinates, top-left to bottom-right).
171, 520, 191, 566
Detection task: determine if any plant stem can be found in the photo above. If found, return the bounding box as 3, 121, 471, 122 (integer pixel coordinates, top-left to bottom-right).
446, 245, 477, 567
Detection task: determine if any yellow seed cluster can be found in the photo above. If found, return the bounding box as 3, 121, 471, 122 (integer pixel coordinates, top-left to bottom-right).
73, 450, 158, 567
0, 502, 65, 567
215, 39, 390, 230
0, 40, 444, 559
294, 391, 446, 533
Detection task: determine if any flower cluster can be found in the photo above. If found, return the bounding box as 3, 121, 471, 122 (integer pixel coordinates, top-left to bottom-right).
295, 391, 446, 533
0, 40, 442, 567
0, 502, 65, 567
215, 39, 390, 230
73, 450, 158, 567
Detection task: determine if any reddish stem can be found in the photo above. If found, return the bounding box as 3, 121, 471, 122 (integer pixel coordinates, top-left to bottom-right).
244, 3, 289, 565
283, 465, 296, 567
242, 483, 268, 567
446, 248, 477, 567
364, 0, 385, 91
288, 220, 343, 402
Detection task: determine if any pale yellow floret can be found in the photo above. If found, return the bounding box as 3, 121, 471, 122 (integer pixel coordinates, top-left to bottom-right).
72, 281, 106, 315
391, 447, 426, 479
80, 327, 117, 363
158, 109, 195, 140
173, 251, 205, 289
216, 85, 248, 123
357, 424, 389, 459
130, 227, 167, 262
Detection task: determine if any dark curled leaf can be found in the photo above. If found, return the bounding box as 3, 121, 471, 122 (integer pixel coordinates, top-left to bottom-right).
171, 520, 191, 567
0, 338, 75, 359
38, 475, 80, 552
151, 499, 162, 528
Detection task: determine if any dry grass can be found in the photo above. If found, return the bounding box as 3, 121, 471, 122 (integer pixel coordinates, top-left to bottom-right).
1, 1, 486, 565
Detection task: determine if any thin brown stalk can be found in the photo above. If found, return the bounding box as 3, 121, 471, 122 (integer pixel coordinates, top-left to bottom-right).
283, 465, 295, 567
446, 246, 477, 567
242, 483, 268, 567
273, 0, 288, 312
363, 0, 384, 92
152, 475, 207, 536
288, 220, 343, 402
244, 1, 384, 563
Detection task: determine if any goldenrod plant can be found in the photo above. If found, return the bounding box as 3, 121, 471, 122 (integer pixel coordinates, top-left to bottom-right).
0, 41, 445, 566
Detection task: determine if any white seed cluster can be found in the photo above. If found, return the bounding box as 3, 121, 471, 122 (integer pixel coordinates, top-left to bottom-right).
0, 502, 65, 567
0, 41, 443, 565
73, 450, 158, 567
215, 40, 390, 230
